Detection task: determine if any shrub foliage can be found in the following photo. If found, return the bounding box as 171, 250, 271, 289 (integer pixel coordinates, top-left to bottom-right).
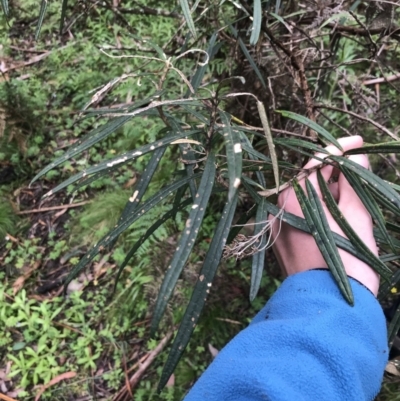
3, 0, 400, 391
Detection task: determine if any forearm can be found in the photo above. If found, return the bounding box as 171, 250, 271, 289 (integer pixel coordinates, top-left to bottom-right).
184, 270, 388, 401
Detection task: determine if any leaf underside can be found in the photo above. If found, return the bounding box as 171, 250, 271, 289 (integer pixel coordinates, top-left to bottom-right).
317, 170, 391, 281
293, 179, 353, 304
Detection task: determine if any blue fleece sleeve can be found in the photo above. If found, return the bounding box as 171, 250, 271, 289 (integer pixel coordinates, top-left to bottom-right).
183, 270, 388, 401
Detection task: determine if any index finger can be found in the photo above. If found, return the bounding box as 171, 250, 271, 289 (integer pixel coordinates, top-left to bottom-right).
303, 135, 363, 171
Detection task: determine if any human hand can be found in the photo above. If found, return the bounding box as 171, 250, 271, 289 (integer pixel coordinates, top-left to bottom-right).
268, 136, 380, 296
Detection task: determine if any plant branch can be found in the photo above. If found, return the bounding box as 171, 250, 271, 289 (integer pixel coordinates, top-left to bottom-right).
237, 0, 317, 138
326, 23, 400, 38
113, 331, 173, 401
0, 393, 19, 401
119, 4, 182, 19
363, 73, 400, 85
314, 104, 399, 141
17, 201, 91, 215
258, 164, 323, 197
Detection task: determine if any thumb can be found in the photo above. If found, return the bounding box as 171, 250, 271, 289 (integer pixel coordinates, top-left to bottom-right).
303, 135, 364, 172
306, 136, 364, 196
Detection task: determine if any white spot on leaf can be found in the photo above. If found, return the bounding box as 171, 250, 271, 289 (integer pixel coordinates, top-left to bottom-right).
129, 190, 139, 202
107, 156, 128, 167
234, 143, 242, 153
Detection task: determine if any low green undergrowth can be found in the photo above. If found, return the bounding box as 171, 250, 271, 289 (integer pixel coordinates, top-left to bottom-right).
0, 234, 278, 400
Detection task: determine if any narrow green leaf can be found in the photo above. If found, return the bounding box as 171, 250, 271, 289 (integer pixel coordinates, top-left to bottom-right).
242, 144, 271, 164
179, 0, 197, 38
274, 138, 329, 154
41, 130, 199, 197
293, 180, 353, 304
242, 165, 274, 173
35, 0, 48, 40
190, 0, 201, 12
257, 101, 279, 191
229, 25, 266, 88
169, 119, 198, 199
276, 110, 343, 150
123, 148, 166, 212
134, 149, 167, 203
30, 93, 164, 184
239, 132, 266, 188
179, 142, 198, 199
227, 207, 258, 244
242, 177, 262, 203
217, 76, 246, 95
339, 167, 396, 252
72, 163, 123, 191
238, 35, 266, 88
82, 89, 164, 115
269, 12, 289, 29
265, 200, 392, 266
1, 0, 8, 16
350, 0, 362, 11
151, 154, 216, 334
250, 0, 262, 45
242, 175, 266, 191
171, 184, 189, 220
158, 193, 238, 390
63, 174, 200, 294
367, 184, 400, 218
113, 197, 193, 293
317, 170, 391, 281
60, 0, 68, 33
275, 0, 281, 14
220, 111, 242, 201
332, 156, 400, 209
232, 125, 268, 139
181, 105, 210, 124
373, 228, 400, 250
387, 222, 400, 234
250, 198, 268, 301
378, 269, 400, 301
380, 254, 400, 263
272, 141, 328, 162
108, 146, 167, 251
344, 141, 400, 155
128, 34, 167, 60
388, 305, 400, 347
388, 181, 400, 192
306, 179, 353, 303
320, 11, 354, 29
189, 33, 217, 93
